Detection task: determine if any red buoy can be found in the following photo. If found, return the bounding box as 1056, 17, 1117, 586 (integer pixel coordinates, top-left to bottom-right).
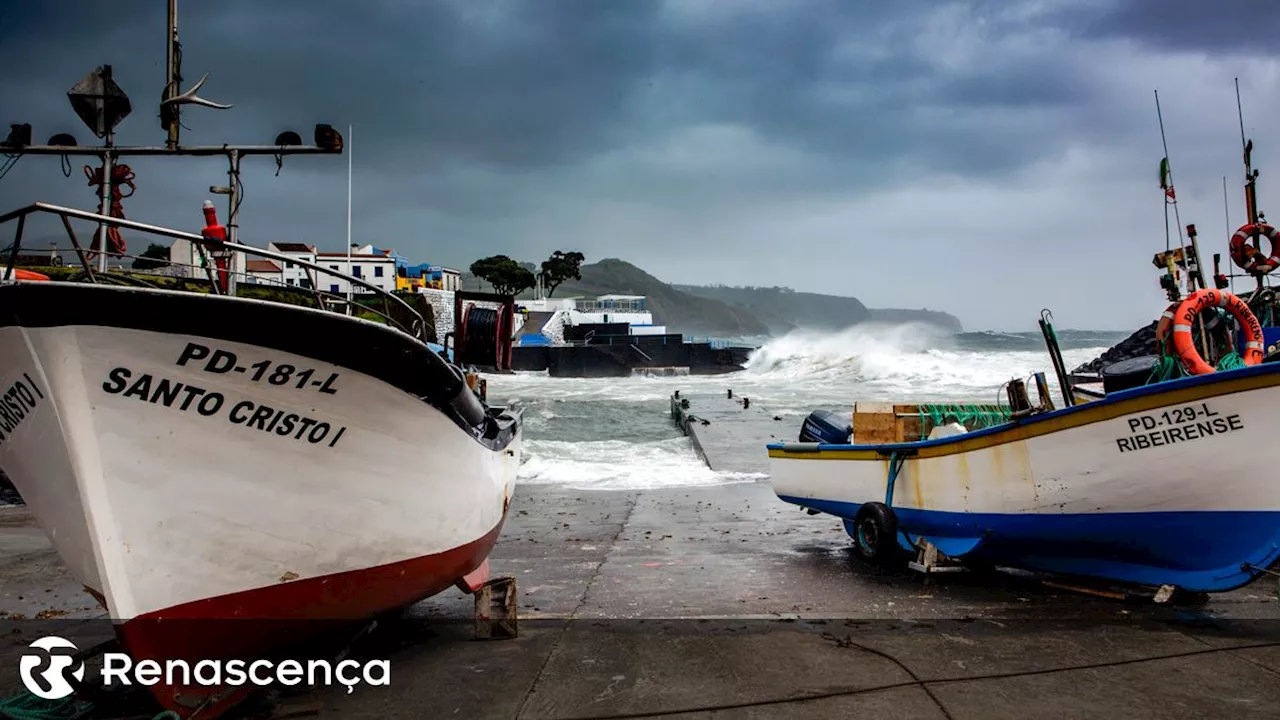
200, 200, 226, 243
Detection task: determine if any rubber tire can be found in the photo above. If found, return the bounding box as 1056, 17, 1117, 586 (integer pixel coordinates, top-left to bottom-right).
850, 502, 900, 567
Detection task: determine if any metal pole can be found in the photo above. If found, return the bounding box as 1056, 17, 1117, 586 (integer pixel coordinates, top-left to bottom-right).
1224, 175, 1235, 294
226, 150, 240, 296
96, 141, 113, 273
165, 0, 179, 149
346, 123, 353, 315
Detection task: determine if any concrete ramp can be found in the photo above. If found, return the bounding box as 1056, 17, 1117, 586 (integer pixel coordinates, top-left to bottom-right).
669, 391, 789, 475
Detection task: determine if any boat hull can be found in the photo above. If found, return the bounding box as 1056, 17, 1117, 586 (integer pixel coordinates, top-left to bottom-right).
0, 282, 522, 715
768, 363, 1280, 593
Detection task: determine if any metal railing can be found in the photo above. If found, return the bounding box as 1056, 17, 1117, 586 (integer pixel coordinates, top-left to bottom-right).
0, 201, 429, 342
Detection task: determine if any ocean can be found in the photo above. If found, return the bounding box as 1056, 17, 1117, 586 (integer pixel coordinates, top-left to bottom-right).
484, 324, 1128, 492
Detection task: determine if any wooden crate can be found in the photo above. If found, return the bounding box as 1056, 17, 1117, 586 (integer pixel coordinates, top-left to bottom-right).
852, 402, 897, 444
853, 402, 1011, 443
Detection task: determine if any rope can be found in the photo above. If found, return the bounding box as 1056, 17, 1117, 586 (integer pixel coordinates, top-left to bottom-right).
1146, 352, 1184, 384
0, 691, 92, 720
1217, 351, 1246, 371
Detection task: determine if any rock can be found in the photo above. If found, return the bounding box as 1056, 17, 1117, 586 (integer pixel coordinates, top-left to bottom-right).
1072, 321, 1159, 374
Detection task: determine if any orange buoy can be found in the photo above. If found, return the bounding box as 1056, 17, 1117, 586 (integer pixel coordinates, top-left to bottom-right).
12, 269, 50, 282
1170, 288, 1264, 375
1228, 222, 1280, 275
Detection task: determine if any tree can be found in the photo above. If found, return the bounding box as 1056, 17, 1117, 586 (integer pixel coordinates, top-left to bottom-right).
538, 250, 585, 297
470, 255, 536, 297
132, 243, 170, 270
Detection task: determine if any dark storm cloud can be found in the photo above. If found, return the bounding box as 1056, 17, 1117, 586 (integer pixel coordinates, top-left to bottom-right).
2, 1, 1278, 330
1061, 0, 1280, 52
1, 0, 1100, 178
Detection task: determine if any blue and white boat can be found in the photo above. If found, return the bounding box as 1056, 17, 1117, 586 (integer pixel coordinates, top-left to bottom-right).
768, 302, 1280, 594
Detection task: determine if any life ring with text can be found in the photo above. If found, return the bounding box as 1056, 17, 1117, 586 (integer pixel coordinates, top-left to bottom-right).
12, 269, 50, 282
1228, 223, 1280, 275
1171, 289, 1264, 375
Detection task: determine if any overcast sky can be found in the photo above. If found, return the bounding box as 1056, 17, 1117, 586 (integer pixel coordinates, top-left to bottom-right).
2, 0, 1278, 331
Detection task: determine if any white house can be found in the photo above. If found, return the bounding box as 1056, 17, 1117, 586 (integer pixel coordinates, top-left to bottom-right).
243, 259, 284, 285
267, 242, 318, 288
316, 244, 397, 296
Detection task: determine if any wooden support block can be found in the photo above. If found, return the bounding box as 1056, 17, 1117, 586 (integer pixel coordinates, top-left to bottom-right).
475, 576, 518, 640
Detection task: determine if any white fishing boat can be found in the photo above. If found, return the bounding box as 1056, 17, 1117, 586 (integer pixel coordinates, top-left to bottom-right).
769, 292, 1280, 595
0, 4, 522, 716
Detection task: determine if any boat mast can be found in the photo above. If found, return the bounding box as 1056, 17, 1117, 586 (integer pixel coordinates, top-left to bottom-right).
1235, 78, 1266, 294
0, 0, 344, 288
346, 124, 354, 315
1223, 175, 1234, 294
164, 0, 180, 150
1154, 90, 1203, 292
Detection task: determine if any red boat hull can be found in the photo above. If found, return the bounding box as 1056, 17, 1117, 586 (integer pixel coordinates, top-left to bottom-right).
102, 521, 504, 718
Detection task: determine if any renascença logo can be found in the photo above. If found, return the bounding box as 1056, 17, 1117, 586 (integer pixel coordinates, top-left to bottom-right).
19, 635, 390, 697
20, 636, 85, 700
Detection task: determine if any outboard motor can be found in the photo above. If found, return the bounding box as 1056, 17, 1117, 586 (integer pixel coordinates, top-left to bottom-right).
799, 409, 852, 444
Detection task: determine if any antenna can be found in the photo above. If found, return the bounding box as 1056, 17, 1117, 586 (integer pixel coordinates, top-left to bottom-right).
160, 0, 231, 149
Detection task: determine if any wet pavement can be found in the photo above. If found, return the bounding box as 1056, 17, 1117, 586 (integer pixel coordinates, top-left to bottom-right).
2, 481, 1280, 718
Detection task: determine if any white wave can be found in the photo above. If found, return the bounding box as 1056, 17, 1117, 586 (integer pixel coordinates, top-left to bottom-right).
517, 437, 763, 491
487, 326, 1116, 492
489, 325, 1109, 407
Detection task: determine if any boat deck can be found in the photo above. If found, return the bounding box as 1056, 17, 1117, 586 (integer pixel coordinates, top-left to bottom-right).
3, 486, 1278, 719
670, 391, 787, 475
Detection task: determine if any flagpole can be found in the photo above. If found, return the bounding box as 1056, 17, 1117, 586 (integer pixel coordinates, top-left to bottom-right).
345, 123, 353, 315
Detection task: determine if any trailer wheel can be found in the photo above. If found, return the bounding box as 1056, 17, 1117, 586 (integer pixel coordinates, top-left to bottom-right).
848, 502, 899, 566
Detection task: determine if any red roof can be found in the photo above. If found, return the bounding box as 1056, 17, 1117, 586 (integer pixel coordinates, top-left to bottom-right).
246, 260, 282, 273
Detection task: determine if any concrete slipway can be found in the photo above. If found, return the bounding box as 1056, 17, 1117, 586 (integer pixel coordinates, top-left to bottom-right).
1, 397, 1279, 718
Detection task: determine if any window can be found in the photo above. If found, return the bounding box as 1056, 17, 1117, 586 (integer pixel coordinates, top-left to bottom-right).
352, 266, 362, 277
374, 266, 383, 277
330, 265, 338, 271
330, 284, 339, 293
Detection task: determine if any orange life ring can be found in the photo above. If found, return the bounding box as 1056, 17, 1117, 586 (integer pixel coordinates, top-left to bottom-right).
12, 269, 50, 282
1171, 288, 1264, 375
1228, 223, 1280, 275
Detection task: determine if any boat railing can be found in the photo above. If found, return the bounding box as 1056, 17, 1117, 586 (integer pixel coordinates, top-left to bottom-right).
0, 201, 430, 343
